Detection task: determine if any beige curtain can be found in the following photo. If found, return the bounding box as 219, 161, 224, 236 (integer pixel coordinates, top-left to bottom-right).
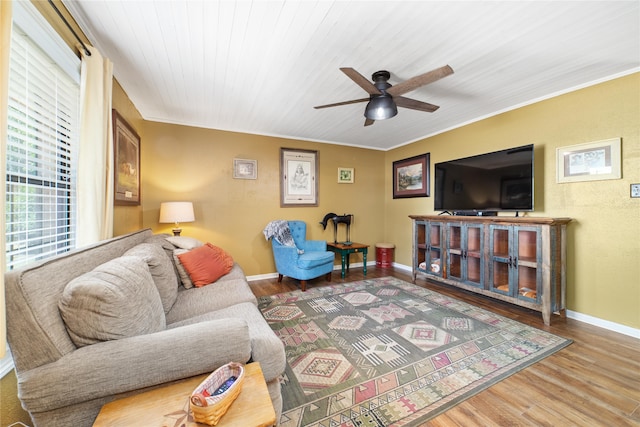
0, 0, 12, 359
77, 45, 114, 246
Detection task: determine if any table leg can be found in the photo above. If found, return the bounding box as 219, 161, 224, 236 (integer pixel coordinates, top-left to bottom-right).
363, 249, 367, 276
340, 253, 346, 278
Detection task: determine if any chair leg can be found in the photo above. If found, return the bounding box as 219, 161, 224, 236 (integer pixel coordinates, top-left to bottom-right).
300, 280, 306, 292
277, 274, 283, 283
325, 272, 332, 282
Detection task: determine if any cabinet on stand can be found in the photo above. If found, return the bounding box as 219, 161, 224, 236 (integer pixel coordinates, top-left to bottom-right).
410, 215, 571, 325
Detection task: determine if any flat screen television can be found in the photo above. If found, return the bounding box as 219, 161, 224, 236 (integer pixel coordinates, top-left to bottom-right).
434, 144, 534, 214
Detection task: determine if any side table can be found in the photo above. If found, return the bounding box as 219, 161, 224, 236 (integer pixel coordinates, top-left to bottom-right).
93, 362, 275, 427
326, 242, 369, 278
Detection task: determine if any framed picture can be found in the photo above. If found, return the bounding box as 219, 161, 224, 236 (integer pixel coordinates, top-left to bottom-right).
233, 158, 257, 179
112, 110, 140, 205
280, 148, 318, 206
393, 153, 430, 198
338, 167, 354, 183
557, 138, 621, 183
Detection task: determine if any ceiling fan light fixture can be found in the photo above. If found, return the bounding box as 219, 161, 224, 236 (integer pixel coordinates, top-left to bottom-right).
364, 95, 398, 121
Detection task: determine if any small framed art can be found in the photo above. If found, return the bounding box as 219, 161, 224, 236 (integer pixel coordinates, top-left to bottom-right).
233, 158, 257, 179
338, 167, 354, 183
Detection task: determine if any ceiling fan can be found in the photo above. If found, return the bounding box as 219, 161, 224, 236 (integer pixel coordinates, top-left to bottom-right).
314, 65, 454, 126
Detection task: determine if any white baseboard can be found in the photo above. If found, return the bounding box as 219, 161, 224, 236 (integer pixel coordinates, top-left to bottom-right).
566, 310, 639, 339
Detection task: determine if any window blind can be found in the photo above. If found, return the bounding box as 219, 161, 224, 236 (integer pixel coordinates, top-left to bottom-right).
5, 25, 80, 270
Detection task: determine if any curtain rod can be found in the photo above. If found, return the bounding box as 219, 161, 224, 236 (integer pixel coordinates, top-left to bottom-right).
48, 0, 91, 56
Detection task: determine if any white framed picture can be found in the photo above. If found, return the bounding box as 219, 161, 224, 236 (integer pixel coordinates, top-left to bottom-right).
233, 158, 257, 179
556, 138, 621, 183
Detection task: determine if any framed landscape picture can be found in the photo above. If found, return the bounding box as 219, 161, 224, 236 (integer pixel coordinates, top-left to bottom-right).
113, 110, 140, 205
393, 153, 430, 198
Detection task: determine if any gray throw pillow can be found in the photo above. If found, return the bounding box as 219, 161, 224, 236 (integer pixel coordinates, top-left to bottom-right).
172, 248, 194, 289
125, 243, 179, 313
59, 256, 166, 348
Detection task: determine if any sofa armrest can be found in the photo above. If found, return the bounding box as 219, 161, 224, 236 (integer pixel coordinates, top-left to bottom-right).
17, 318, 252, 413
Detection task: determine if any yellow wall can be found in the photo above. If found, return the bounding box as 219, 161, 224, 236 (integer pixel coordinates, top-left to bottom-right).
384, 73, 639, 329
111, 74, 639, 330
139, 122, 386, 275
112, 80, 145, 235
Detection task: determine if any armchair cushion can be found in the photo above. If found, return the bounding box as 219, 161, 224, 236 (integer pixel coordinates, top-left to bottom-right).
58, 256, 166, 348
298, 251, 335, 269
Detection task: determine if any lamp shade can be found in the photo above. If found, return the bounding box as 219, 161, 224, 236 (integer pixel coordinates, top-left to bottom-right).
159, 202, 195, 224
364, 95, 398, 121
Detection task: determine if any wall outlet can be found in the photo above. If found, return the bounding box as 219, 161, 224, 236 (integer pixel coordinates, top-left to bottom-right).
631, 184, 640, 198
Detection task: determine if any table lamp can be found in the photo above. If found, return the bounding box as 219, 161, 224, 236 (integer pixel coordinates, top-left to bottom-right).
159, 202, 195, 236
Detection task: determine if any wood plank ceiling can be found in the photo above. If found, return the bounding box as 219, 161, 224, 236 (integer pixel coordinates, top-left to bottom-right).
63, 1, 639, 150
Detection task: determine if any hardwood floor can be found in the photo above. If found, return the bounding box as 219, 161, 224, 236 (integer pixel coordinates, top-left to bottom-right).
250, 267, 640, 427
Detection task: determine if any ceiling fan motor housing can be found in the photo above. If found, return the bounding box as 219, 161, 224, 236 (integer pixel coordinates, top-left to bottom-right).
365, 70, 397, 120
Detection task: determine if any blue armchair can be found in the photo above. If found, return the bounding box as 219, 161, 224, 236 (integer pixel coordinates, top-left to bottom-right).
269, 221, 334, 291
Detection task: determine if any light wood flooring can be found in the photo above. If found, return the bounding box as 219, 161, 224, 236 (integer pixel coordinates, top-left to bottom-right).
249, 266, 640, 427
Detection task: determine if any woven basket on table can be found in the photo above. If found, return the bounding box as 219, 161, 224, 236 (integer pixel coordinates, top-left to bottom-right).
189, 362, 245, 426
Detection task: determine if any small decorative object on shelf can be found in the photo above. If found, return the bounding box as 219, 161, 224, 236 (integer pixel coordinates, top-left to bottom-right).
190, 362, 245, 426
320, 212, 354, 244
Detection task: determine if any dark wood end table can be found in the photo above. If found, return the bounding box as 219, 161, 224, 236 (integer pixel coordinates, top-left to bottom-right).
326, 242, 369, 278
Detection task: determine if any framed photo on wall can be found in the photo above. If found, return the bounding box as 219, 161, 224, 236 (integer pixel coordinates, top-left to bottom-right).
233, 158, 257, 179
280, 148, 318, 206
392, 153, 430, 198
113, 110, 140, 205
338, 167, 354, 183
556, 138, 621, 183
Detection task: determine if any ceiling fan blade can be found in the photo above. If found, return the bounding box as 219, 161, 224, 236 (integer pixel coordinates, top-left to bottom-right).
395, 96, 440, 112
387, 65, 454, 97
340, 68, 381, 95
314, 98, 369, 109
364, 118, 375, 126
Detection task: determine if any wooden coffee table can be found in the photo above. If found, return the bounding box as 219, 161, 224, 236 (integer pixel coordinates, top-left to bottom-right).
93, 362, 276, 427
326, 242, 369, 278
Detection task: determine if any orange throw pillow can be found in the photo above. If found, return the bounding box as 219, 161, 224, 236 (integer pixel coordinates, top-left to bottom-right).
176, 243, 234, 287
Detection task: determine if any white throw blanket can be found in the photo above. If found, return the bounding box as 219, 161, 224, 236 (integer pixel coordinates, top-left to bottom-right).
263, 220, 296, 247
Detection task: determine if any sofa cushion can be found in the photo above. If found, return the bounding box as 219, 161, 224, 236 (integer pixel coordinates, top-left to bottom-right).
176, 243, 234, 287
165, 264, 258, 324
58, 256, 166, 348
124, 243, 179, 313
167, 302, 286, 383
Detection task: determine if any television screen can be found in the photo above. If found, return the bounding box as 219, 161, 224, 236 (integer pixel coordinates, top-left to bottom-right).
434, 144, 534, 213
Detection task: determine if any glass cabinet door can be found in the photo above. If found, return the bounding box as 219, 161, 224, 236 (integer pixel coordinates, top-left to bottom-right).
489, 225, 513, 295
515, 227, 541, 302
415, 221, 444, 277
489, 225, 541, 301
448, 223, 483, 287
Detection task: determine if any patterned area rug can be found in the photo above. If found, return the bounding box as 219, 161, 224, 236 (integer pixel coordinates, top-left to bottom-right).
258, 277, 571, 427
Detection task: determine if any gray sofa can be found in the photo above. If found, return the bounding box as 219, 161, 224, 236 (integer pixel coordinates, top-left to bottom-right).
5, 229, 286, 427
